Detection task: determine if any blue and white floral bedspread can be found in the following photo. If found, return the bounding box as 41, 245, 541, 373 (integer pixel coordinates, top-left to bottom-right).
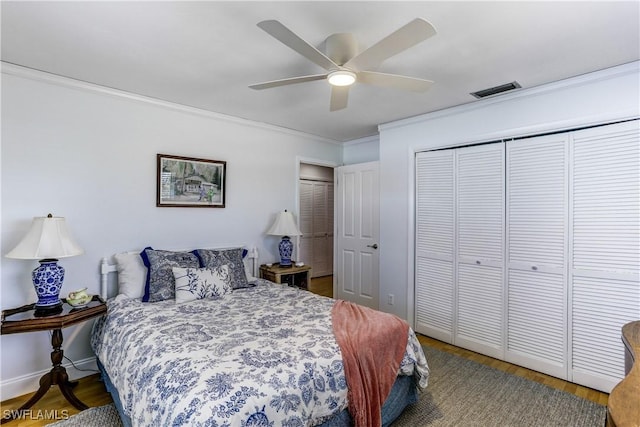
91, 280, 429, 427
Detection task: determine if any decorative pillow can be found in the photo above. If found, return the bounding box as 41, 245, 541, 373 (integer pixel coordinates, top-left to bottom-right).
113, 252, 146, 299
195, 247, 251, 289
140, 248, 199, 302
172, 266, 232, 303
242, 248, 258, 284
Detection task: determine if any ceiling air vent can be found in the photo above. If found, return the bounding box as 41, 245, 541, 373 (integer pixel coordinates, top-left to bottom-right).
470, 81, 521, 99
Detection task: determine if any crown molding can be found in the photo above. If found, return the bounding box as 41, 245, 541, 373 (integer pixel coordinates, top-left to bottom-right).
342, 134, 380, 147
380, 61, 640, 133
1, 62, 341, 146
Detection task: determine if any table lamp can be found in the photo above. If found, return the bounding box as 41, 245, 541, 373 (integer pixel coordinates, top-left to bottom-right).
267, 210, 302, 267
6, 214, 84, 314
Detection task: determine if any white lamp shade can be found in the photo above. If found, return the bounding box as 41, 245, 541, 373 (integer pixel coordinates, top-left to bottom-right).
267, 211, 302, 237
6, 215, 84, 260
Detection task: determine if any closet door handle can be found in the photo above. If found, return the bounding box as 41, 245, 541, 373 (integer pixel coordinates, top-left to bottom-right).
367, 244, 378, 250
476, 260, 481, 265
531, 265, 538, 271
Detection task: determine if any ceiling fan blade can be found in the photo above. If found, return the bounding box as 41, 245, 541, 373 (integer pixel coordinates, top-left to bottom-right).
345, 18, 436, 71
330, 86, 349, 111
357, 71, 433, 92
257, 20, 339, 71
249, 74, 327, 90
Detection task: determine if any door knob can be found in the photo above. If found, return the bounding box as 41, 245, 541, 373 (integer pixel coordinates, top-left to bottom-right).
367, 243, 378, 249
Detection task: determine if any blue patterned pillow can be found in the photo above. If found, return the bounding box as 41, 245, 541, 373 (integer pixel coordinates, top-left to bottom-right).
172, 266, 232, 303
194, 248, 251, 289
140, 247, 199, 302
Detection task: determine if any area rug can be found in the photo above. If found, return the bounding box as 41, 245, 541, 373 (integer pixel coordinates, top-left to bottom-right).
46, 403, 122, 427
392, 346, 606, 426
47, 346, 606, 427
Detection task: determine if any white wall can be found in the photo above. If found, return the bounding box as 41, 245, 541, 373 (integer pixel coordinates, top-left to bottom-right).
342, 135, 379, 164
0, 66, 342, 399
378, 61, 640, 321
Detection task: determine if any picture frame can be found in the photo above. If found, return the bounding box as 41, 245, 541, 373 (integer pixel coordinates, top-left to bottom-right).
157, 154, 226, 208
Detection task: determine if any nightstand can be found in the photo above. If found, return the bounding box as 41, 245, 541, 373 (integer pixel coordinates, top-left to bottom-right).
0, 295, 107, 424
260, 263, 312, 289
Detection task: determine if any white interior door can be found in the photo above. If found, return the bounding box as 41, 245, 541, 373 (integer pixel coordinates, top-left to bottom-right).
505, 134, 569, 380
569, 120, 640, 391
415, 150, 455, 342
335, 162, 379, 309
455, 143, 505, 359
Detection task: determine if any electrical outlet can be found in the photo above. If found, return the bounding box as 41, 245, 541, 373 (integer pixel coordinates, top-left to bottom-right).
387, 294, 394, 305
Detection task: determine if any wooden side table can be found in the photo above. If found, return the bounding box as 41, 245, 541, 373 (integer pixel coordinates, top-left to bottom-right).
260, 263, 312, 289
0, 295, 107, 424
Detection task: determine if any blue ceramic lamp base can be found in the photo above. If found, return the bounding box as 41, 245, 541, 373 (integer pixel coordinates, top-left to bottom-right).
32, 259, 65, 315
278, 236, 294, 267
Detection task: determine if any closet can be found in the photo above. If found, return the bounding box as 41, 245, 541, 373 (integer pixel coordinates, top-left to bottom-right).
415, 120, 639, 392
299, 164, 334, 277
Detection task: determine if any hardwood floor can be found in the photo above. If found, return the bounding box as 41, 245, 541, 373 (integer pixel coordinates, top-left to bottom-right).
307, 274, 334, 298
417, 335, 608, 406
0, 374, 112, 427
0, 275, 607, 426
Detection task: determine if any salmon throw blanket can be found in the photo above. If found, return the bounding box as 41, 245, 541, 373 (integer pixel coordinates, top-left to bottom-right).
331, 300, 410, 427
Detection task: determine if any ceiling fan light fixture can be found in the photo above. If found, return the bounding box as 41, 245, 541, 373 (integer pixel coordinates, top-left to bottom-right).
253, 19, 437, 110
327, 70, 356, 87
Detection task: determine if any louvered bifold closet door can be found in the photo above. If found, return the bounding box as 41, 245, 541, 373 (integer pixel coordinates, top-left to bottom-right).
415, 150, 455, 342
312, 182, 332, 276
299, 181, 314, 268
506, 134, 569, 379
326, 184, 334, 275
455, 143, 505, 359
300, 181, 335, 277
570, 120, 640, 392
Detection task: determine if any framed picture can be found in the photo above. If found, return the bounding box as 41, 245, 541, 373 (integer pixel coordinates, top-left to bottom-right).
157, 154, 226, 208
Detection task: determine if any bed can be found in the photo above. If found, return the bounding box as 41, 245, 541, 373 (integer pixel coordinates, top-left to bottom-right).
91, 246, 429, 426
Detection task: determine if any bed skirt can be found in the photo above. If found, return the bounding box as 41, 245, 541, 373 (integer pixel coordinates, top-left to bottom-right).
97, 358, 418, 427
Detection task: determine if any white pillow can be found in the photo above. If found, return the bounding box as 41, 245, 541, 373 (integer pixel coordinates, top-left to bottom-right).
114, 252, 146, 299
172, 265, 232, 304
243, 256, 258, 283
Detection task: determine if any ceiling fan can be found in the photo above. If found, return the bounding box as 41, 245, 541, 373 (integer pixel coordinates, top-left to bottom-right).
249, 18, 437, 111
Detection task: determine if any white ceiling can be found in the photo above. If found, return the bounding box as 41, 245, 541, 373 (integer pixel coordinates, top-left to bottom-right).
2, 1, 639, 142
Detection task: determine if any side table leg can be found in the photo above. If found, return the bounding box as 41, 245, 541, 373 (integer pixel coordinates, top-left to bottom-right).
0, 329, 88, 424
49, 329, 88, 410
54, 364, 87, 410
1, 374, 53, 424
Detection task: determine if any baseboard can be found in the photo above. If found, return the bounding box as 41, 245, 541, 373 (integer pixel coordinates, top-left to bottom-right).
0, 357, 98, 401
